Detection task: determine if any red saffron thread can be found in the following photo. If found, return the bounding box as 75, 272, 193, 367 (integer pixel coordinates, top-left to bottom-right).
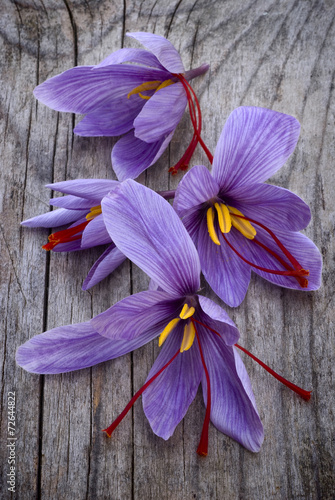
103, 349, 180, 438
42, 220, 90, 251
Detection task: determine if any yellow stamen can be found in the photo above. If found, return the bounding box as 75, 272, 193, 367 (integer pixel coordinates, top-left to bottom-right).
228, 206, 256, 239
179, 304, 195, 320
158, 318, 180, 347
127, 81, 161, 99
206, 207, 220, 245
180, 321, 196, 352
155, 79, 174, 92
215, 202, 232, 233
86, 204, 102, 221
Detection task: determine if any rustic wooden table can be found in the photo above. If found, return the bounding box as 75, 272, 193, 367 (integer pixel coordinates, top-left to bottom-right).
1, 1, 334, 498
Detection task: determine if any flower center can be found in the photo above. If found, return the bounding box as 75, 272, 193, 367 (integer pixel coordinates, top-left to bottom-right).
158, 303, 196, 352
42, 204, 102, 251
206, 202, 309, 288
127, 79, 174, 100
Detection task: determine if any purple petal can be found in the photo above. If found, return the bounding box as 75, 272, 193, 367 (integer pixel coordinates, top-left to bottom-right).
112, 130, 172, 181
102, 181, 201, 297
81, 214, 111, 249
49, 195, 97, 210
46, 179, 119, 199
197, 219, 251, 307
127, 32, 185, 73
142, 325, 202, 439
185, 63, 210, 81
200, 332, 264, 452
234, 226, 322, 291
226, 183, 311, 231
197, 295, 239, 345
91, 290, 181, 340
133, 82, 187, 143
95, 48, 165, 70
173, 165, 220, 217
16, 322, 158, 374
21, 208, 87, 228
212, 107, 300, 191
34, 65, 171, 114
82, 244, 126, 290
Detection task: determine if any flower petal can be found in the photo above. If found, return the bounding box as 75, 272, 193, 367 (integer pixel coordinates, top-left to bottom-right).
16, 322, 158, 374
21, 208, 87, 228
127, 32, 185, 73
173, 165, 220, 217
225, 183, 311, 232
200, 332, 264, 452
81, 214, 111, 249
95, 48, 165, 70
133, 82, 187, 143
112, 130, 172, 181
142, 326, 202, 439
82, 244, 126, 290
46, 179, 119, 199
102, 180, 201, 297
34, 65, 171, 114
49, 195, 96, 210
91, 290, 180, 340
197, 295, 239, 345
212, 107, 300, 191
197, 218, 251, 307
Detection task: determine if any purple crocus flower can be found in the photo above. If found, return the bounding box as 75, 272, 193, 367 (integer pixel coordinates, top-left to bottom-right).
34, 32, 209, 180
22, 179, 126, 290
17, 180, 263, 454
174, 106, 322, 307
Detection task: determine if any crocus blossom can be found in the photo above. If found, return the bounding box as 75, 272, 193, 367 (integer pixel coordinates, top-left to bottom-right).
33, 32, 210, 180
21, 179, 126, 290
174, 106, 322, 307
17, 180, 264, 454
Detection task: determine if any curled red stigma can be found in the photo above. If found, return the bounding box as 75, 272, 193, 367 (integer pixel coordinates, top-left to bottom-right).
42, 221, 90, 251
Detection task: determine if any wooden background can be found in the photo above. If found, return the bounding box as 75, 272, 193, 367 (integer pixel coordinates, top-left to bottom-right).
1, 0, 334, 498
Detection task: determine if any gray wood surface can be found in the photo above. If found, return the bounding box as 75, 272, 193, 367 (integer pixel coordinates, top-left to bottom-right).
1, 0, 334, 498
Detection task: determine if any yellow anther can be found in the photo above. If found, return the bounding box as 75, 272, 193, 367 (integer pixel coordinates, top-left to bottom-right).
179, 304, 195, 320
86, 205, 102, 221
180, 321, 196, 352
127, 81, 161, 99
215, 203, 232, 234
206, 207, 221, 245
158, 318, 180, 347
156, 79, 174, 92
228, 206, 256, 240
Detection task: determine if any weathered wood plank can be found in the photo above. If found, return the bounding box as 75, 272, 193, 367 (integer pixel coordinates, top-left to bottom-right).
1, 0, 334, 499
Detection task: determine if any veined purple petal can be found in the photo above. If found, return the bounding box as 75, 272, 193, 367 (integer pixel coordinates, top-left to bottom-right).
197, 295, 239, 346
225, 183, 311, 232
81, 214, 111, 249
112, 130, 173, 181
16, 322, 158, 374
91, 290, 181, 340
127, 32, 185, 73
133, 82, 187, 143
82, 244, 126, 290
173, 165, 220, 217
34, 65, 171, 114
95, 48, 165, 70
49, 195, 97, 210
200, 332, 264, 452
21, 208, 87, 228
197, 218, 251, 307
102, 181, 201, 297
142, 326, 202, 440
234, 225, 322, 291
212, 107, 300, 191
46, 179, 119, 199
52, 239, 83, 252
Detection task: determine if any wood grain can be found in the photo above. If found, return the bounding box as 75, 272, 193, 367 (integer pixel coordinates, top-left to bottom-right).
1, 0, 334, 498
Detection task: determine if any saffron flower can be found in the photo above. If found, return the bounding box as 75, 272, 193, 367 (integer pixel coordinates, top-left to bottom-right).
174, 106, 322, 307
17, 180, 264, 454
21, 178, 126, 290
34, 32, 210, 180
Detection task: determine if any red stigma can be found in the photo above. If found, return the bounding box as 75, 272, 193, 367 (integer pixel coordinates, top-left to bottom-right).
42, 221, 90, 251
169, 74, 213, 175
